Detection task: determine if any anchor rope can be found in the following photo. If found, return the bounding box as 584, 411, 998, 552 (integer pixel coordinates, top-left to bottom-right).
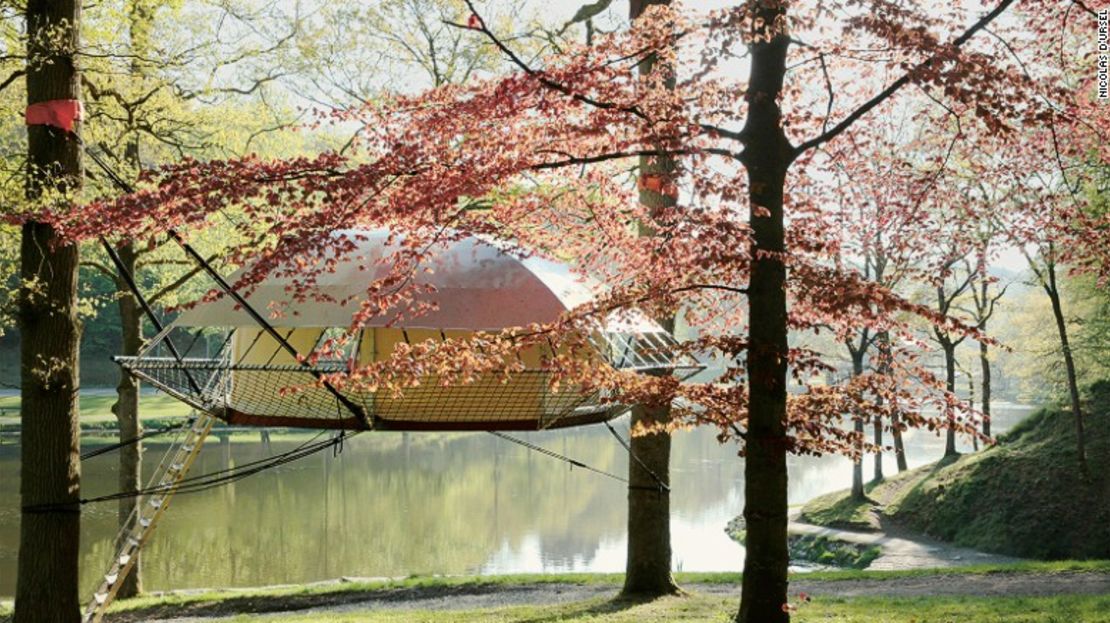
23, 430, 353, 512
487, 430, 628, 484
79, 417, 196, 461
603, 418, 670, 493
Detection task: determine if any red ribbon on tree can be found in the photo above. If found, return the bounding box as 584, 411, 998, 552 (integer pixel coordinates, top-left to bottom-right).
25, 99, 84, 133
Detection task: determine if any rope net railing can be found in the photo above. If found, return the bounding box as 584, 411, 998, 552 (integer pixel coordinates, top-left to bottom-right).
119, 325, 699, 432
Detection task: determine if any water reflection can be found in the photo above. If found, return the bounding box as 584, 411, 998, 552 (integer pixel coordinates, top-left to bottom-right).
0, 405, 1031, 597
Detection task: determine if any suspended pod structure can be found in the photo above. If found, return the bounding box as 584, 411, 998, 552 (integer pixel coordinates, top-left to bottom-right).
118, 230, 701, 432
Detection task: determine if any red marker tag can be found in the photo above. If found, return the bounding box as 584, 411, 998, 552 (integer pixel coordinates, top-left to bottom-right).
25, 99, 84, 133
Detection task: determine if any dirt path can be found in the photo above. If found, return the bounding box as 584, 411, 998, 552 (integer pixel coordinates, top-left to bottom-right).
118, 571, 1110, 622
787, 518, 1023, 570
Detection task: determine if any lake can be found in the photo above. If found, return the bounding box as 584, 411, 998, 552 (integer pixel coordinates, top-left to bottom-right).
0, 403, 1033, 598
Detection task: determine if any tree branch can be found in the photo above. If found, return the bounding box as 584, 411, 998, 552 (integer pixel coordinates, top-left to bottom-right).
451, 2, 745, 144
793, 0, 1017, 157
0, 69, 24, 93
147, 254, 219, 305
81, 259, 122, 286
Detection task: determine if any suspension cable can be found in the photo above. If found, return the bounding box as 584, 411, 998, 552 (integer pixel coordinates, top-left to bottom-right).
97, 237, 204, 396
79, 136, 372, 430
80, 417, 195, 461
487, 430, 628, 485
25, 430, 353, 512
604, 417, 670, 493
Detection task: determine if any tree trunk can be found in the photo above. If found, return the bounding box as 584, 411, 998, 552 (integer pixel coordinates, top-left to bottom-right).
943, 342, 958, 457
849, 353, 865, 500
109, 1, 158, 598
878, 332, 906, 471
1045, 270, 1088, 478
872, 334, 886, 481
15, 1, 83, 621
620, 0, 680, 598
112, 245, 143, 599
737, 2, 791, 620
891, 410, 908, 472
872, 419, 883, 482
622, 403, 678, 596
967, 365, 977, 451
980, 340, 991, 439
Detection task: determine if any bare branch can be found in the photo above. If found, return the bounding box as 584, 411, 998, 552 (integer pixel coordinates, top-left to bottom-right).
793, 0, 1017, 157
0, 69, 24, 93
147, 254, 220, 305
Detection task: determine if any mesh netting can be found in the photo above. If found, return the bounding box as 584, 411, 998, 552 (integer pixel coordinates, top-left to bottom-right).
118, 325, 698, 431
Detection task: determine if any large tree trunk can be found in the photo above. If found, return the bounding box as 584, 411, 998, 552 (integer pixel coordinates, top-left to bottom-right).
849, 353, 865, 500
622, 403, 678, 596
737, 2, 791, 620
943, 342, 958, 458
1044, 266, 1088, 478
620, 0, 680, 598
112, 244, 143, 599
15, 1, 83, 621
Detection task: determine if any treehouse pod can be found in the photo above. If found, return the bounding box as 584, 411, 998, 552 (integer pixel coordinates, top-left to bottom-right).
119, 231, 693, 431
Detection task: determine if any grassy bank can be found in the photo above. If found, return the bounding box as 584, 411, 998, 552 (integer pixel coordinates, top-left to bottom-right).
0, 392, 186, 428
187, 594, 1110, 622
801, 401, 1110, 560
4, 566, 1107, 622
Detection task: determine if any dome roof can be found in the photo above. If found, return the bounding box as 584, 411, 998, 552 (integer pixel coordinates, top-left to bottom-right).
175, 229, 652, 331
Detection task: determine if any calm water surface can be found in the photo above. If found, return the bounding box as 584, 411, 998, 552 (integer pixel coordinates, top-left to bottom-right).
0, 404, 1032, 597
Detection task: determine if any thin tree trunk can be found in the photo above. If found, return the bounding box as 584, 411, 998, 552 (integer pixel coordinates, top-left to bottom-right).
16, 1, 83, 621
850, 354, 865, 499
891, 410, 908, 472
872, 419, 883, 482
112, 244, 143, 599
943, 343, 958, 457
621, 0, 680, 598
967, 365, 977, 451
980, 340, 991, 439
878, 328, 906, 472
1045, 267, 1088, 478
872, 334, 886, 481
110, 1, 157, 597
737, 2, 791, 619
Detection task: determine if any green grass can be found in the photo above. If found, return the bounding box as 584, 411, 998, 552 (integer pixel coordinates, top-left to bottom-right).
797, 559, 1110, 581
0, 392, 187, 427
4, 566, 1110, 621
879, 405, 1110, 560
798, 489, 880, 531
91, 563, 1110, 613
788, 534, 881, 569
117, 594, 1110, 622
800, 398, 1110, 561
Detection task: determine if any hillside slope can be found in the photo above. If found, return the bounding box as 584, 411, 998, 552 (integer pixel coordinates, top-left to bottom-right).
802, 397, 1110, 560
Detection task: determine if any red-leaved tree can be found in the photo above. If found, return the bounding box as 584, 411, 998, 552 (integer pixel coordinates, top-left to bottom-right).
42, 1, 1109, 621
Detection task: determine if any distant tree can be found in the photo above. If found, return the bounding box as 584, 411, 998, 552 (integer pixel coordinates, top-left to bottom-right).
830, 119, 947, 478
930, 245, 976, 458
964, 246, 1007, 441
1020, 239, 1088, 476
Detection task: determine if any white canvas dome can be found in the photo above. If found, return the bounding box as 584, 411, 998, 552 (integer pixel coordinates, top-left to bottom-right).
175, 229, 653, 332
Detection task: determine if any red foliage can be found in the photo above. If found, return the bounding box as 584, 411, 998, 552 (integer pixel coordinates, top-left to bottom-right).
42, 1, 1109, 458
